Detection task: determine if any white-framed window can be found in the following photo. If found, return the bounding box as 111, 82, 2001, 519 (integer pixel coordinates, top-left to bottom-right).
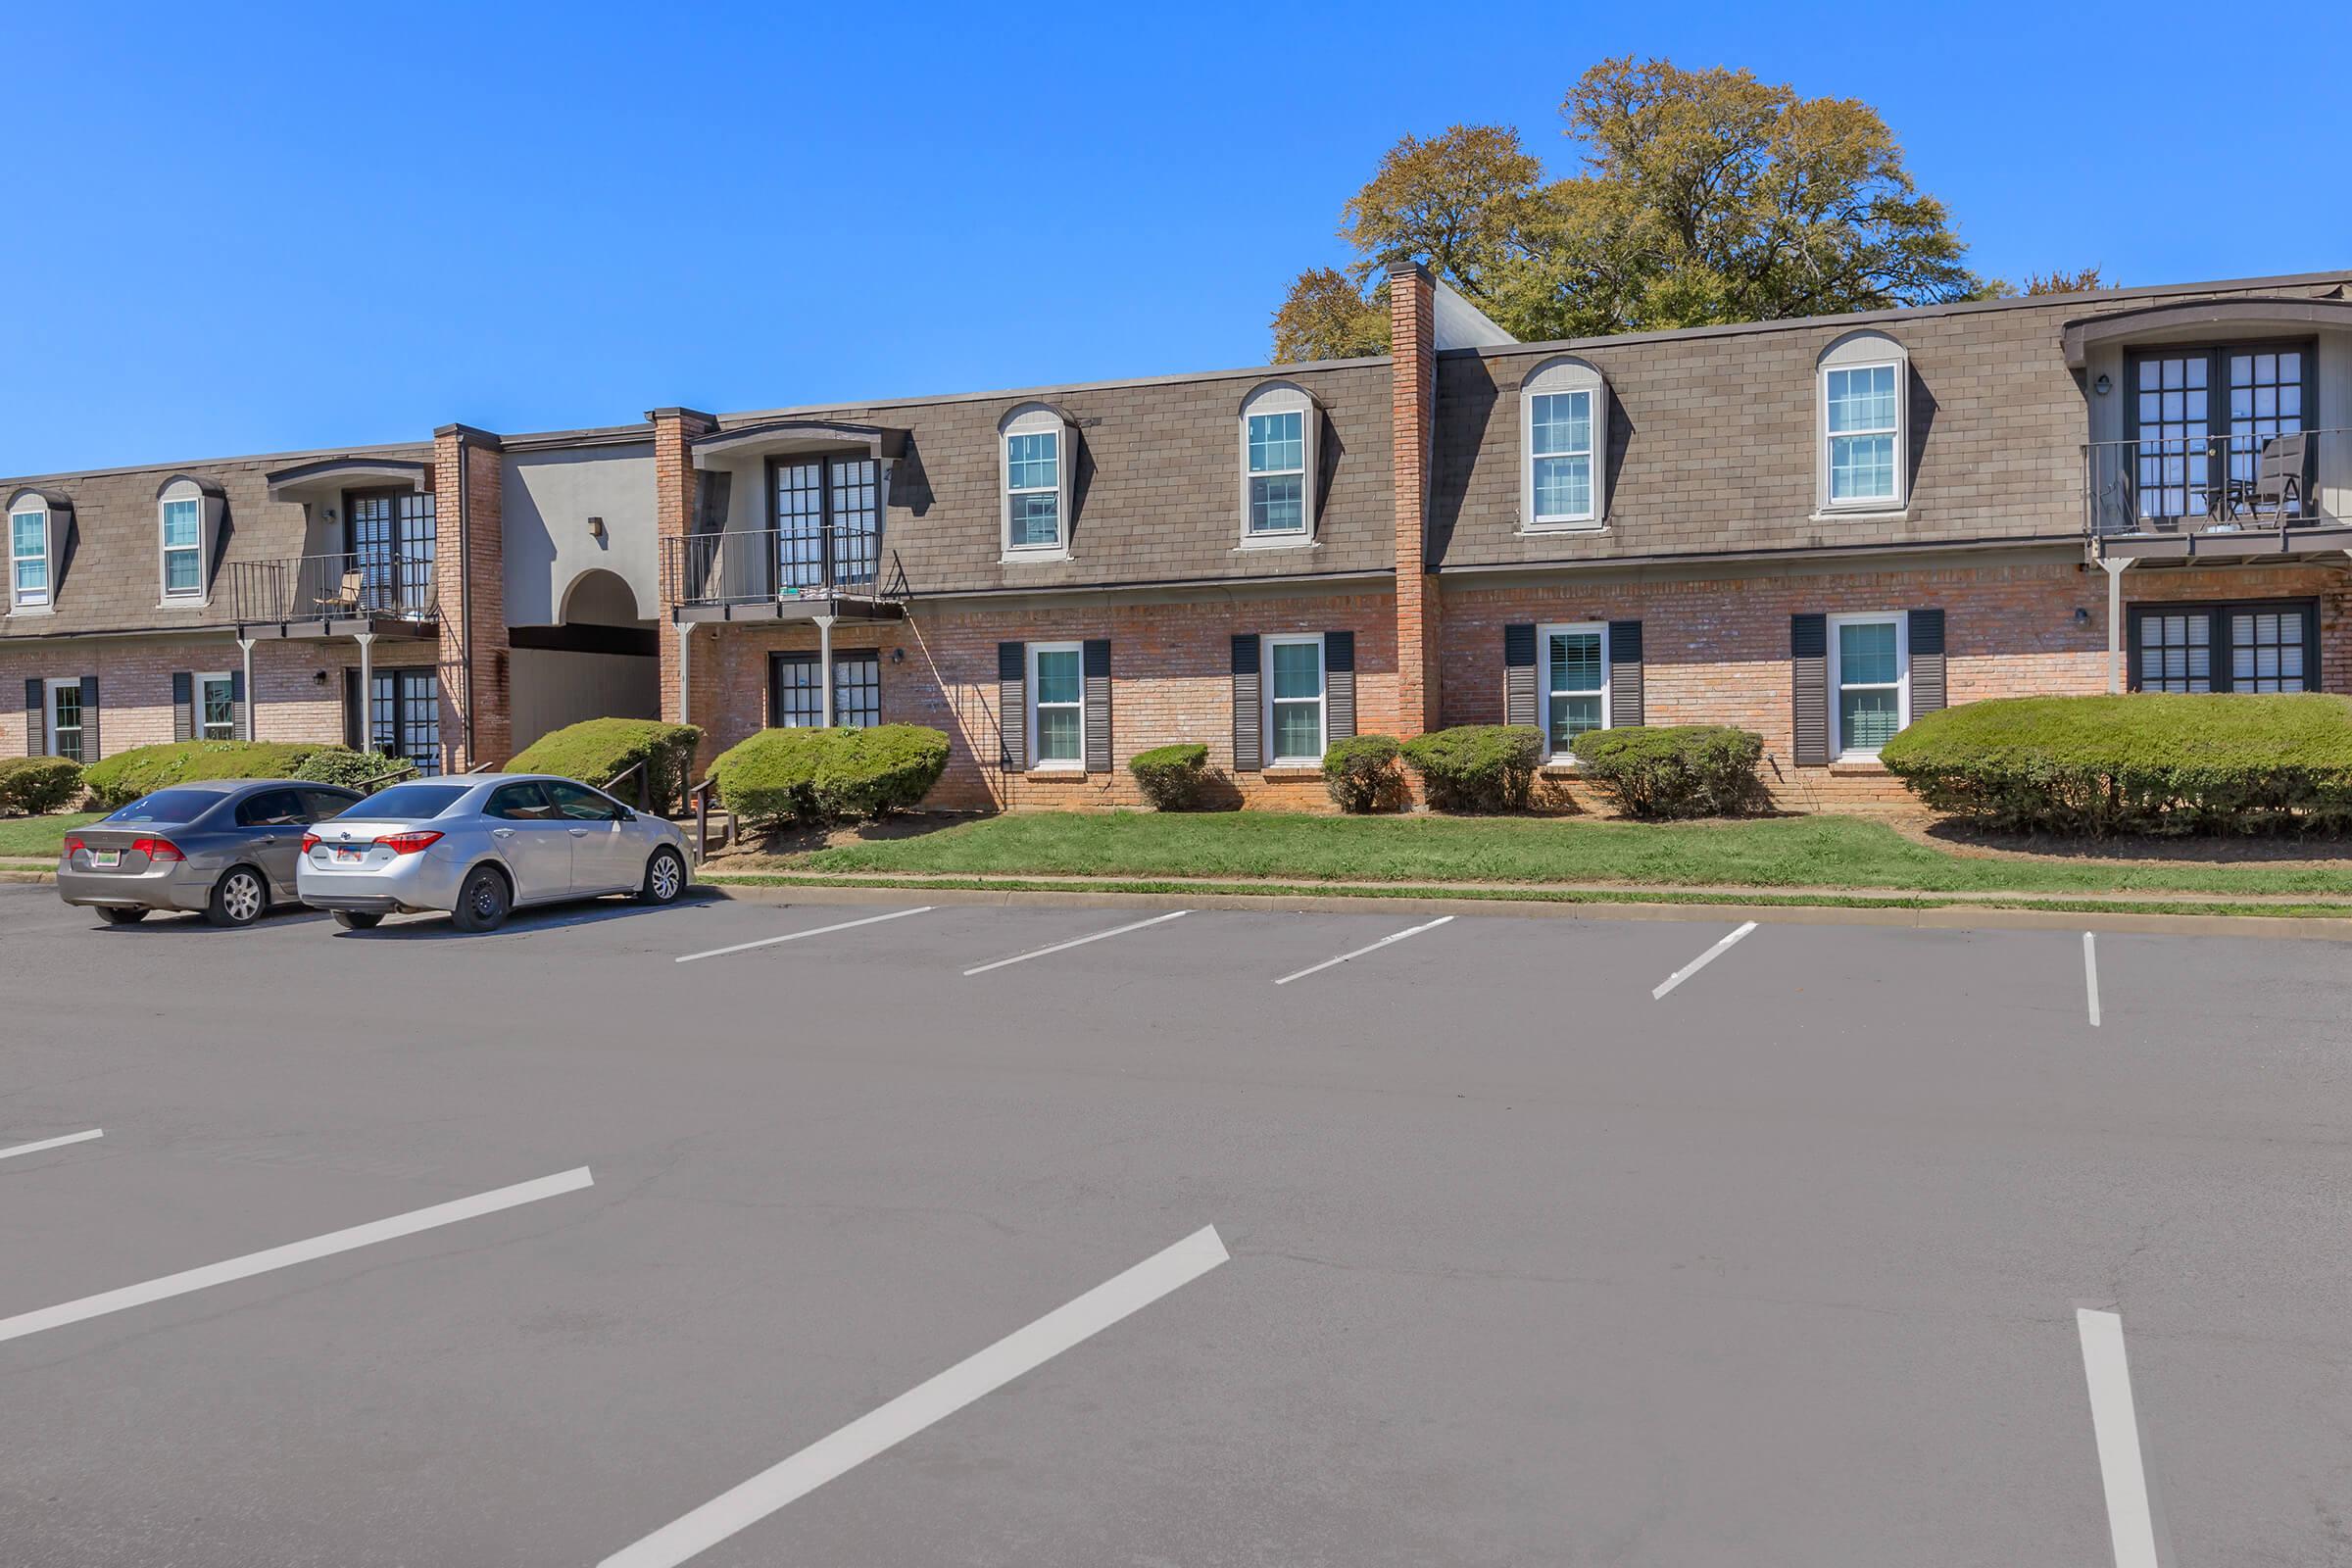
1027, 641, 1085, 768
10, 505, 48, 609
46, 678, 83, 763
1541, 622, 1610, 757
1828, 612, 1908, 759
1239, 382, 1316, 543
161, 497, 203, 598
196, 672, 236, 741
1519, 357, 1609, 529
1817, 333, 1908, 512
999, 404, 1072, 556
1263, 632, 1327, 763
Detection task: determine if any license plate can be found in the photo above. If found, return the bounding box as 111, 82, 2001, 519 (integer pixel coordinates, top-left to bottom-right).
333, 848, 365, 863
90, 850, 120, 868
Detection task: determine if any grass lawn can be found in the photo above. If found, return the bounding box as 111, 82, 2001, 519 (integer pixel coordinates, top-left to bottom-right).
0, 811, 103, 858
796, 811, 2352, 898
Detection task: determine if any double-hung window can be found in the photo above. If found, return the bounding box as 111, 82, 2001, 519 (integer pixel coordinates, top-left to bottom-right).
10, 507, 47, 609
1824, 365, 1900, 506
1028, 642, 1084, 767
1829, 613, 1907, 758
161, 497, 203, 599
1246, 410, 1306, 536
46, 679, 83, 763
1264, 634, 1326, 763
1005, 430, 1061, 550
1542, 624, 1609, 756
1530, 392, 1595, 524
197, 672, 235, 741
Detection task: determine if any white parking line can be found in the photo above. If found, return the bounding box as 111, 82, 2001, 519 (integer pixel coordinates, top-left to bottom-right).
0, 1128, 103, 1163
2076, 1307, 2172, 1568
962, 909, 1190, 976
1650, 921, 1758, 1001
598, 1223, 1230, 1568
676, 906, 934, 964
1272, 914, 1454, 987
0, 1166, 594, 1347
2083, 932, 2102, 1027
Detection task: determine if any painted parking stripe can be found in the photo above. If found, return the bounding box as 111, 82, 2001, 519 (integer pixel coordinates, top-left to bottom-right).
599, 1223, 1229, 1568
2076, 1307, 2172, 1568
676, 906, 934, 964
1650, 921, 1758, 1001
1272, 915, 1453, 987
0, 1129, 103, 1163
0, 1166, 594, 1348
962, 910, 1190, 976
2083, 932, 2102, 1027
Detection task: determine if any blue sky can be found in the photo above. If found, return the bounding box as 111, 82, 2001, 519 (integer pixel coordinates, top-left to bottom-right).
6, 0, 2347, 474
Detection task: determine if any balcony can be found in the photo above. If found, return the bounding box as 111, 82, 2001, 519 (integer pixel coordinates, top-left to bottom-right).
662, 527, 906, 623
227, 552, 439, 638
2083, 427, 2352, 563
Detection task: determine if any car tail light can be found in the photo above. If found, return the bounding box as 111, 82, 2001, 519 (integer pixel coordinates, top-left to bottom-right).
300, 833, 320, 854
375, 831, 443, 856
133, 837, 183, 862
63, 835, 84, 856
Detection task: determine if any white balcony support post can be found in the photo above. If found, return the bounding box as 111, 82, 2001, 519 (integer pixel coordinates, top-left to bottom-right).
2101, 558, 2132, 694
676, 621, 693, 728
816, 614, 837, 727
236, 638, 256, 741
354, 632, 376, 752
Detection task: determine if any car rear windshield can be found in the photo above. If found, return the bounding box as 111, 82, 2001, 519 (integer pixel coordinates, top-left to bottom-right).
108, 790, 225, 823
337, 783, 468, 820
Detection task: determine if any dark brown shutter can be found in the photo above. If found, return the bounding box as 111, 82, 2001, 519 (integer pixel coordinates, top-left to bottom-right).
1082, 639, 1111, 773
1230, 634, 1261, 771
78, 676, 98, 760
997, 642, 1026, 770
230, 668, 248, 741
1324, 630, 1356, 742
1790, 614, 1829, 766
1607, 619, 1644, 727
343, 668, 363, 750
22, 678, 38, 757
173, 672, 194, 741
1502, 624, 1538, 727
1908, 609, 1946, 716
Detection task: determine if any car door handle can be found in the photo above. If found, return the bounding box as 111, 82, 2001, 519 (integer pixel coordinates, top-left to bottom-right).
568, 827, 589, 837
492, 827, 515, 838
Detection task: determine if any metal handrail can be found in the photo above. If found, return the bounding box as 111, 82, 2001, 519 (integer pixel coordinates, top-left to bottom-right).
2082, 427, 2343, 538
662, 525, 885, 608
689, 776, 725, 863
353, 759, 419, 794
604, 759, 653, 813
227, 551, 440, 625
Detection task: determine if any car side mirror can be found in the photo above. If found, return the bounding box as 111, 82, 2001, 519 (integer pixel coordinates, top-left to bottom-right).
615, 808, 636, 823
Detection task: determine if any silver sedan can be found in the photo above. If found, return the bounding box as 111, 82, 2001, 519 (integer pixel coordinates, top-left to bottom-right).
57, 779, 364, 927
295, 772, 692, 933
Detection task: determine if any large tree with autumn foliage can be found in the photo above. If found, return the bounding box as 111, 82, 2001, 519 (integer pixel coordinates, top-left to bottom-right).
1272, 58, 2010, 361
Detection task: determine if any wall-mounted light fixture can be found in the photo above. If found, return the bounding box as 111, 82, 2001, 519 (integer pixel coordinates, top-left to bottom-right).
587, 515, 607, 542
312, 669, 329, 685
2073, 607, 2091, 627
2093, 373, 2112, 396
890, 647, 905, 663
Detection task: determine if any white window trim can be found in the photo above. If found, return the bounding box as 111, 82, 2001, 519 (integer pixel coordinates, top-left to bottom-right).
1827, 612, 1909, 760
45, 677, 83, 761
1816, 334, 1909, 514
1519, 357, 1609, 531
9, 505, 50, 612
1025, 640, 1086, 771
999, 405, 1073, 560
157, 487, 210, 606
195, 670, 236, 741
1537, 621, 1611, 760
1261, 631, 1328, 765
1238, 382, 1317, 547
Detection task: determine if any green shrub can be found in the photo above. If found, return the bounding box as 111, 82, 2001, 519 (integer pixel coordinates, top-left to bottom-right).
1321, 734, 1403, 813
1399, 725, 1544, 813
1572, 725, 1767, 820
0, 756, 85, 815
82, 741, 370, 808
508, 717, 704, 810
292, 747, 398, 792
1880, 694, 2352, 835
1128, 743, 1211, 810
710, 724, 951, 829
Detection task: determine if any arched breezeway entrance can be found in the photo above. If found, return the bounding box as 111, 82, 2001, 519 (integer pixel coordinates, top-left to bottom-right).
507, 567, 662, 754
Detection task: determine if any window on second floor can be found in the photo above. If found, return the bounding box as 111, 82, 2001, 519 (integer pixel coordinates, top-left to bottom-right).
1519, 358, 1609, 529
1240, 382, 1317, 544
1817, 333, 1909, 513
156, 476, 220, 603
1000, 404, 1074, 557
10, 504, 48, 610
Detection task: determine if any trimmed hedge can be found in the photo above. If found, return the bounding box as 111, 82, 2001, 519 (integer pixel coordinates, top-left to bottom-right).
82, 741, 373, 808
1400, 725, 1544, 813
710, 724, 950, 829
0, 756, 85, 815
291, 748, 396, 791
1128, 743, 1211, 810
508, 717, 704, 811
1880, 694, 2352, 835
1321, 734, 1403, 813
1573, 725, 1767, 820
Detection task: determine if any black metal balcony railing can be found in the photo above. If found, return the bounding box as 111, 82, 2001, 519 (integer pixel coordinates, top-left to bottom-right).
662, 526, 888, 609
228, 552, 439, 625
2083, 427, 2346, 539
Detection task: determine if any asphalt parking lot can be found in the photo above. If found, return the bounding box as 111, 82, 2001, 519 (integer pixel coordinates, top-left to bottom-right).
1, 882, 2347, 1566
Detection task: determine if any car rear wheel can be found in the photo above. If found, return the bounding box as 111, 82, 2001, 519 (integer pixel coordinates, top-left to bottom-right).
639, 847, 685, 906
332, 910, 384, 931
207, 866, 269, 928
453, 865, 512, 933
96, 906, 149, 925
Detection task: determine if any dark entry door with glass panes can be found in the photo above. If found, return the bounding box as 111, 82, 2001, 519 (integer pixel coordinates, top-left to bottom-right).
2126, 345, 2311, 522
2129, 600, 2319, 693
770, 459, 880, 594
370, 668, 442, 774
346, 489, 438, 616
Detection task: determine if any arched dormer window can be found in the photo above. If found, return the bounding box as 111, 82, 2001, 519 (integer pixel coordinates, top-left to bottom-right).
156, 474, 224, 605
1818, 331, 1910, 514
7, 489, 62, 612
1519, 357, 1609, 530
999, 403, 1075, 558
1239, 381, 1319, 545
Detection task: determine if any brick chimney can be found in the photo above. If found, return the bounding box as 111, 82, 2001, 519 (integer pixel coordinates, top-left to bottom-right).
651, 407, 719, 770
1388, 262, 1442, 734
432, 423, 508, 770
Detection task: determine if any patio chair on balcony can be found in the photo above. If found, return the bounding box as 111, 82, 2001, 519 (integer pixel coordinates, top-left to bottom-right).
319, 567, 367, 618
2227, 431, 2309, 522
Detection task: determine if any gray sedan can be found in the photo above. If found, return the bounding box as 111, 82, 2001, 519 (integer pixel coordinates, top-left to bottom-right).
57, 779, 365, 927
295, 772, 691, 933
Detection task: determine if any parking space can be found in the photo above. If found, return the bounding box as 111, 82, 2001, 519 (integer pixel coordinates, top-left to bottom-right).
4, 880, 2349, 1565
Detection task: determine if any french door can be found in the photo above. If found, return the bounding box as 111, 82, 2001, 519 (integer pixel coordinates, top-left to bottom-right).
2129, 600, 2319, 693
2127, 345, 2312, 520
770, 458, 880, 593
346, 489, 438, 615
369, 668, 443, 774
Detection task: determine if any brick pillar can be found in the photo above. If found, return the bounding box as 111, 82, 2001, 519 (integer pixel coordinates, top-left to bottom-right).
432, 423, 509, 771
651, 407, 719, 774
1388, 262, 1442, 735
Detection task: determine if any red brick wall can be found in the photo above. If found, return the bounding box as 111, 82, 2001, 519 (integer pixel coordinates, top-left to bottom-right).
651, 409, 718, 772
1389, 264, 1442, 734
433, 427, 509, 769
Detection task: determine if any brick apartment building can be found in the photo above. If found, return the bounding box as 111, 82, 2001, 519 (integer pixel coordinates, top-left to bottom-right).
8, 267, 2350, 811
